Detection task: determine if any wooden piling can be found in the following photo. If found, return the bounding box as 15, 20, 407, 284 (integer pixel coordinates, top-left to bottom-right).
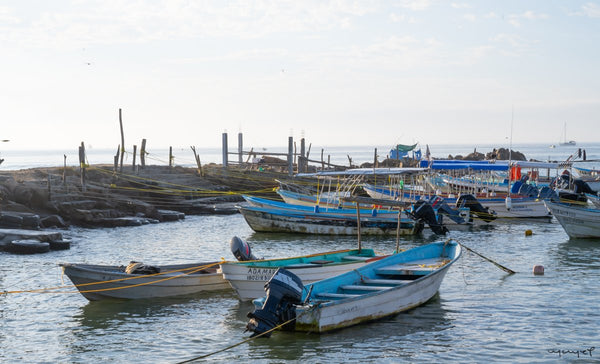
191, 146, 204, 176
169, 146, 173, 168
119, 109, 125, 172
113, 145, 119, 172
132, 145, 137, 172
222, 132, 228, 168
287, 136, 293, 176
238, 132, 243, 165
299, 138, 306, 173
140, 139, 146, 169
321, 149, 324, 171
63, 154, 66, 185
78, 142, 86, 192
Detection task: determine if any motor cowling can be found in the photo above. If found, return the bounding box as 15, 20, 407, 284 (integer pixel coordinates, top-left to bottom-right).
430, 196, 466, 224
410, 200, 448, 235
246, 268, 304, 338
230, 236, 258, 261
457, 194, 497, 223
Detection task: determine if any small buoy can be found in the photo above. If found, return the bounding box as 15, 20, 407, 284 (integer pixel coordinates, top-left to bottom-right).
533, 265, 544, 275
525, 229, 533, 236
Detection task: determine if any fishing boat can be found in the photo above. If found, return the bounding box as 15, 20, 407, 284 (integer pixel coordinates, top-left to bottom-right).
221, 237, 384, 301
544, 200, 600, 238
238, 203, 422, 235
574, 166, 600, 192
59, 261, 229, 301
586, 193, 600, 208
246, 240, 461, 335
364, 160, 559, 220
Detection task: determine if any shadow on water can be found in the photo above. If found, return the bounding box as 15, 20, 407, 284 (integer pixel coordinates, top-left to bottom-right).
553, 237, 600, 269
227, 294, 451, 362
73, 290, 236, 330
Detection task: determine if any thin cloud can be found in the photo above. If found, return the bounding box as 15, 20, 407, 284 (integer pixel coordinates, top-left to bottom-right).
574, 2, 600, 18
507, 10, 549, 27
0, 1, 381, 49
451, 3, 470, 9
395, 0, 433, 11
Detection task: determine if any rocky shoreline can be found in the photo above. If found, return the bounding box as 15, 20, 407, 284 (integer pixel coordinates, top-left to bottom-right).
0, 164, 288, 252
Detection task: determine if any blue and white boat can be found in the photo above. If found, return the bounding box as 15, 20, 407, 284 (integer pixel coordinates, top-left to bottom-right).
544, 200, 600, 238
238, 203, 421, 236
247, 240, 461, 335
221, 237, 384, 301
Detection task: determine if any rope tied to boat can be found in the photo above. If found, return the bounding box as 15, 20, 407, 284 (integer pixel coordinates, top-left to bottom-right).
2, 260, 227, 295
176, 304, 321, 363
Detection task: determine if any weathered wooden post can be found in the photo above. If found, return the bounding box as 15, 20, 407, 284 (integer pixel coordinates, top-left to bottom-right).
119, 109, 125, 172
47, 172, 51, 201
78, 142, 86, 192
287, 136, 293, 176
299, 138, 306, 173
169, 146, 173, 168
222, 132, 228, 168
63, 154, 67, 185
132, 145, 137, 172
191, 146, 204, 176
238, 132, 243, 165
374, 148, 378, 168
140, 139, 146, 169
113, 145, 119, 172
321, 149, 324, 171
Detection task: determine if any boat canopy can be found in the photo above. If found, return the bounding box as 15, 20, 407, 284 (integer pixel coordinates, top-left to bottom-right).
296, 167, 428, 177
395, 143, 418, 152
419, 159, 562, 170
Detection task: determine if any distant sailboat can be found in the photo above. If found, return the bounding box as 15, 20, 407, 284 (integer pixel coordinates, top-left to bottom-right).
559, 122, 576, 146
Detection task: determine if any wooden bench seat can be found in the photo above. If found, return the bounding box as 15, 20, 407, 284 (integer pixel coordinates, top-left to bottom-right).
341, 284, 393, 292
361, 278, 412, 286
315, 292, 362, 299
342, 255, 374, 261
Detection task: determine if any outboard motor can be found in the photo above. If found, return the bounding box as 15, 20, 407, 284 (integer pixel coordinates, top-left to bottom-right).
429, 196, 466, 224
457, 194, 497, 223
410, 200, 448, 235
518, 183, 539, 198
537, 186, 557, 200
230, 236, 258, 261
573, 179, 595, 194
246, 268, 304, 338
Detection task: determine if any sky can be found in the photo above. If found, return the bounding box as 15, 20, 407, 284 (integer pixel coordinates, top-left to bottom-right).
1, 0, 599, 152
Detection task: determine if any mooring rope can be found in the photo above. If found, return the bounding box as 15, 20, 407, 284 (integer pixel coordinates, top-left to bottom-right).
0, 261, 226, 296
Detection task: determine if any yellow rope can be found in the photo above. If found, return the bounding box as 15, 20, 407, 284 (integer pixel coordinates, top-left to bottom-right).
1, 261, 227, 295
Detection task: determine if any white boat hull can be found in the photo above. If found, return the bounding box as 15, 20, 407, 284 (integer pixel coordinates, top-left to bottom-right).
544, 201, 600, 238
295, 265, 450, 332
60, 263, 230, 301
239, 207, 418, 235
220, 261, 371, 301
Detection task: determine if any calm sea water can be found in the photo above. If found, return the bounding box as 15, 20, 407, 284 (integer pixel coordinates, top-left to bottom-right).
1, 144, 600, 363
1, 142, 599, 170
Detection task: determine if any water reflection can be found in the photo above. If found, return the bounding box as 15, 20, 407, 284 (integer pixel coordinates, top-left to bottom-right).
229, 295, 451, 362
73, 291, 237, 330
554, 238, 600, 269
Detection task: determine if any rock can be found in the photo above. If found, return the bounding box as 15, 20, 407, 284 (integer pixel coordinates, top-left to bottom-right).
158, 210, 185, 222
40, 215, 68, 229
3, 239, 50, 254
0, 213, 23, 228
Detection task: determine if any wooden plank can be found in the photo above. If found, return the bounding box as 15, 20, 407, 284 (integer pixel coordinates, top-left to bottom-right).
341, 285, 393, 291
315, 292, 362, 299
342, 255, 373, 261
362, 278, 411, 285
